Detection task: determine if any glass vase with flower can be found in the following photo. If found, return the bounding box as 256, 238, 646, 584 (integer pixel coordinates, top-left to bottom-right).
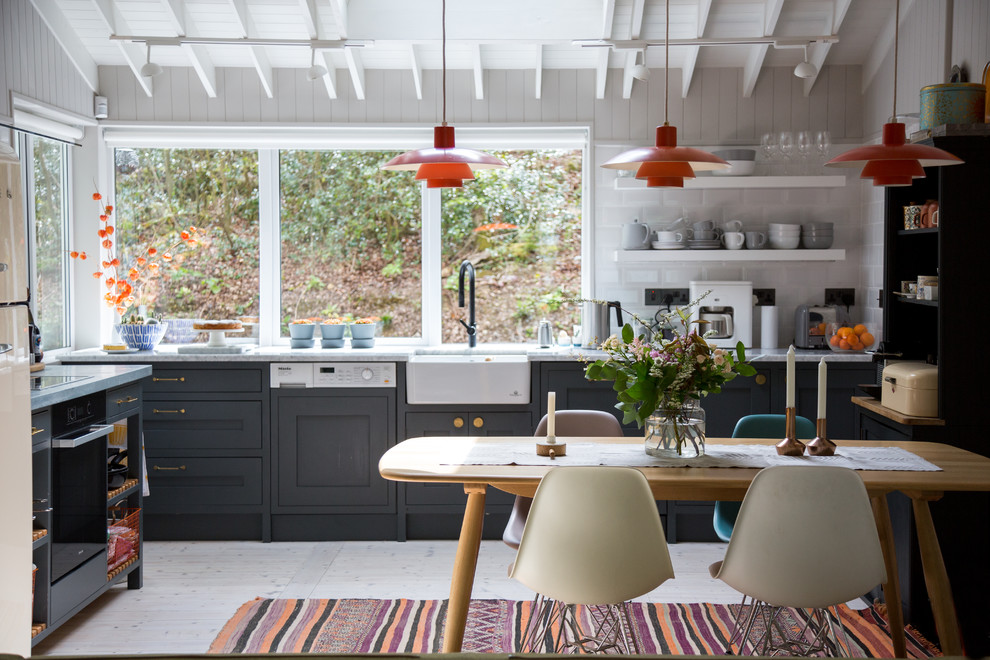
582, 298, 756, 457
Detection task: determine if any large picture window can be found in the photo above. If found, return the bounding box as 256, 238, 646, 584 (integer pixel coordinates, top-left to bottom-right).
105, 128, 585, 347
113, 148, 260, 335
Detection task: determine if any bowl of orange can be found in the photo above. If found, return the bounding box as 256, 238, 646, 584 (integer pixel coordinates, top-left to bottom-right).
827, 322, 877, 353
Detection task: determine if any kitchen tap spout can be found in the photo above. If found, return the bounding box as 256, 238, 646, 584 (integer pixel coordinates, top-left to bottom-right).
458, 260, 477, 347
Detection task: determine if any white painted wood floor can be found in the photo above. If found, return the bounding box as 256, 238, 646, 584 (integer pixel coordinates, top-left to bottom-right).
32, 540, 744, 656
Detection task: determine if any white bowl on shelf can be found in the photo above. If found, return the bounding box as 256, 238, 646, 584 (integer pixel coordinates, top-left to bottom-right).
769, 234, 801, 249
711, 160, 756, 177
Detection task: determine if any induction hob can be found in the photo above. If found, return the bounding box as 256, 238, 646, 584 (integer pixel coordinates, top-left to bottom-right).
30, 375, 92, 391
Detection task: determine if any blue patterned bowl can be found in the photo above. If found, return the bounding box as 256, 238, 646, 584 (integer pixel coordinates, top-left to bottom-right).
115, 323, 168, 350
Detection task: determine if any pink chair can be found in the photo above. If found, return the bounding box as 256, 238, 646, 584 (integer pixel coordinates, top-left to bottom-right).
502, 410, 624, 549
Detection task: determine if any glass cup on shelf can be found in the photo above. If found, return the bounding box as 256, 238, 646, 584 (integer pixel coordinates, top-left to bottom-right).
797, 131, 813, 175
760, 132, 778, 176
815, 130, 831, 172
778, 131, 794, 175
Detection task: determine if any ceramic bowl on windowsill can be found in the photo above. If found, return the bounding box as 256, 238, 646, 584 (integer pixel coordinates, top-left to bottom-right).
114, 323, 168, 351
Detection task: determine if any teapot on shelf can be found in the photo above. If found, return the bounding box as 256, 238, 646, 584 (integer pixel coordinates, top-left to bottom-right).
621, 218, 652, 250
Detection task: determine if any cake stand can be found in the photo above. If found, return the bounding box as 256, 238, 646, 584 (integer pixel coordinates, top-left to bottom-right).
201, 327, 242, 347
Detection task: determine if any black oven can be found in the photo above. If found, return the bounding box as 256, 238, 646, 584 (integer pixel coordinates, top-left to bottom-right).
51, 392, 111, 582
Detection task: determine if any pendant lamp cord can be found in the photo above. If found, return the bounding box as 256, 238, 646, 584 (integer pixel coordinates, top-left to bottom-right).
892, 0, 899, 122
668, 0, 670, 126
442, 0, 447, 126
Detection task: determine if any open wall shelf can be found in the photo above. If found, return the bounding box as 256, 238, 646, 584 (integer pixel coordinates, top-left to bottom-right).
613, 175, 847, 190
612, 249, 845, 262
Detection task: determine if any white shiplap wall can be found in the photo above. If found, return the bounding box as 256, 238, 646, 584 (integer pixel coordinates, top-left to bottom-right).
0, 0, 93, 122
951, 0, 990, 86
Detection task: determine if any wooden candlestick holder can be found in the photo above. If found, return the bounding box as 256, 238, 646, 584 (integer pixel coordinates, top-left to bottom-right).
806, 418, 836, 456
536, 436, 566, 459
775, 407, 806, 456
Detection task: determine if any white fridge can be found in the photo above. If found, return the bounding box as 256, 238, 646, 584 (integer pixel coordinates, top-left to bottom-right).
0, 143, 33, 656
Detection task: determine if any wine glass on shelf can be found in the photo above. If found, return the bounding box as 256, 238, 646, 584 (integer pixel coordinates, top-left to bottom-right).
778, 131, 794, 175
760, 132, 778, 176
797, 131, 813, 175
815, 130, 832, 173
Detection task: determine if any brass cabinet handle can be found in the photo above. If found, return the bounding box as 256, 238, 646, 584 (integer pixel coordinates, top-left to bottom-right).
153, 465, 186, 471
755, 374, 767, 385
452, 416, 464, 428
473, 417, 484, 428
31, 427, 45, 436
153, 408, 186, 414
116, 396, 138, 404
153, 376, 185, 382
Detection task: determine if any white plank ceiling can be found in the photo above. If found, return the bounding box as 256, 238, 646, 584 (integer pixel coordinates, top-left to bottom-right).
36, 0, 902, 100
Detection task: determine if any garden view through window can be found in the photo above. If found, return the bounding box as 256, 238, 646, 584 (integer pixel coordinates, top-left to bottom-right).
28, 135, 69, 351
114, 144, 582, 344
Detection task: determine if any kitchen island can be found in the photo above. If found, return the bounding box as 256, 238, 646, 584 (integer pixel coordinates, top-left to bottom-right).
30, 363, 150, 647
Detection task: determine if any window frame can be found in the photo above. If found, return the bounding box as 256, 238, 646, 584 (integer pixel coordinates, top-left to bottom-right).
99, 125, 592, 347
19, 132, 72, 354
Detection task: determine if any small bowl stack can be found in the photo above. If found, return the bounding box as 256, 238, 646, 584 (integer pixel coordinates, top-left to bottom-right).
801, 221, 834, 249
768, 223, 801, 249
711, 149, 756, 177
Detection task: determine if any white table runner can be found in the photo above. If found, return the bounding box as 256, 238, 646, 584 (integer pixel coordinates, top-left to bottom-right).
444, 443, 941, 471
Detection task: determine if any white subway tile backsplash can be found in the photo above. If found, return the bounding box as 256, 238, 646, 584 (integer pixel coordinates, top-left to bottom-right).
624, 269, 662, 285
659, 189, 704, 205
741, 189, 784, 205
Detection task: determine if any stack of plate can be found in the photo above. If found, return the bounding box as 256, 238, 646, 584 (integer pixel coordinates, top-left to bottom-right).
651, 240, 685, 250
688, 239, 722, 250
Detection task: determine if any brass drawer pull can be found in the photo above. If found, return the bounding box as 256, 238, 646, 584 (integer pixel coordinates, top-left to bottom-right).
153, 376, 185, 382
755, 374, 767, 385
153, 465, 186, 471
153, 408, 186, 414
453, 416, 464, 428
116, 396, 139, 404
473, 417, 484, 428
31, 427, 45, 436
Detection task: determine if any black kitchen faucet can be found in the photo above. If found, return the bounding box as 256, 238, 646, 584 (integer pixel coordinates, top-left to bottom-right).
458, 260, 477, 347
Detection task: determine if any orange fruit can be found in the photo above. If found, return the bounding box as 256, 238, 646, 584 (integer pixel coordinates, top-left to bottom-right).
839, 338, 851, 350
860, 331, 875, 347
849, 338, 863, 350
829, 335, 840, 346
853, 323, 867, 335
817, 322, 827, 334
838, 326, 854, 338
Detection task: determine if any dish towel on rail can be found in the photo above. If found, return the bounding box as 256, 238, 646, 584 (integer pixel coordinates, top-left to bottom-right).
207, 598, 939, 656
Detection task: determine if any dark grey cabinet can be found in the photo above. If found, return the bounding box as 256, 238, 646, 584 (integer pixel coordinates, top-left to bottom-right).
142, 364, 270, 542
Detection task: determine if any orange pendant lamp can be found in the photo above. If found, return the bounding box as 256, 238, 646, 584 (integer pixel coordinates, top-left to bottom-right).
826, 0, 961, 186
382, 0, 505, 188
601, 0, 728, 187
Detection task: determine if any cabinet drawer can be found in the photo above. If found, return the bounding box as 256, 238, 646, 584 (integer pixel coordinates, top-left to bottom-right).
50, 551, 106, 623
146, 368, 262, 393
145, 457, 263, 511
144, 401, 262, 450
31, 410, 51, 448
106, 382, 141, 420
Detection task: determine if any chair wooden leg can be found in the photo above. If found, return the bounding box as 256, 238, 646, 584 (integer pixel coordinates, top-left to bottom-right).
872, 495, 907, 658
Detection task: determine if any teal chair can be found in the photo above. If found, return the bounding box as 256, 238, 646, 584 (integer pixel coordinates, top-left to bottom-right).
713, 414, 817, 542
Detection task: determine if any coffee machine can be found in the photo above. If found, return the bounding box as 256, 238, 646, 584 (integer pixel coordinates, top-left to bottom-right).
689, 281, 753, 348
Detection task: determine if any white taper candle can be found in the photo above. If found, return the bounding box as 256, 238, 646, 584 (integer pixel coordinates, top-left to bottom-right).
786, 345, 796, 409
547, 391, 556, 438
818, 357, 827, 420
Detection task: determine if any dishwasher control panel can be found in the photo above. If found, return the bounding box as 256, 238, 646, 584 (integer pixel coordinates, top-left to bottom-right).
271, 362, 396, 388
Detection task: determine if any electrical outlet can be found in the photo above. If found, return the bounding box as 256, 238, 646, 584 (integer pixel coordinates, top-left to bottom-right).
825, 288, 855, 307
753, 288, 776, 306
645, 288, 690, 306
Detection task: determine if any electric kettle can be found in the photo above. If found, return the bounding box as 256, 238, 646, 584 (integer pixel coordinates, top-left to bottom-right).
582, 301, 623, 348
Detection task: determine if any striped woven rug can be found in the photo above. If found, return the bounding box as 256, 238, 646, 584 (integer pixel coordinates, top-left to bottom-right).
208, 598, 939, 656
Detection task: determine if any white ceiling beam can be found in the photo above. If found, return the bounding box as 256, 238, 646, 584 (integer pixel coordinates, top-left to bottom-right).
320, 51, 338, 99
26, 0, 99, 92
741, 0, 785, 99
472, 43, 484, 101
681, 46, 699, 98
802, 0, 852, 97
344, 49, 365, 100
534, 44, 543, 100
601, 0, 616, 39
862, 0, 916, 94
681, 0, 712, 98
160, 0, 186, 35
159, 0, 217, 98
90, 0, 153, 97
621, 50, 635, 99
630, 0, 645, 40
620, 0, 645, 99
297, 0, 319, 39
742, 44, 770, 98
595, 47, 608, 99
408, 44, 423, 100
228, 0, 274, 99
328, 0, 348, 39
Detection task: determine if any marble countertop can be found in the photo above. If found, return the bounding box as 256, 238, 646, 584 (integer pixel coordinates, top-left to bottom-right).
30, 363, 153, 410
60, 344, 872, 364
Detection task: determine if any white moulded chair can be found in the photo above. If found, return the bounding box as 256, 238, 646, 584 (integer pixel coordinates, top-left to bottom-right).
709, 465, 887, 657
502, 410, 623, 549
510, 466, 674, 653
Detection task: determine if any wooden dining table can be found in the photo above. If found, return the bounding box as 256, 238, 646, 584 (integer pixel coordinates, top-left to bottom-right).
379, 436, 990, 656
